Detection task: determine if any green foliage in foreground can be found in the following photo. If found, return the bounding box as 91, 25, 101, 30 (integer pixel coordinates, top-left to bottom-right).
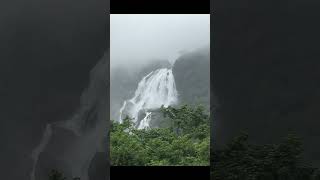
110, 105, 210, 166
211, 133, 320, 180
49, 131, 320, 180
48, 169, 79, 180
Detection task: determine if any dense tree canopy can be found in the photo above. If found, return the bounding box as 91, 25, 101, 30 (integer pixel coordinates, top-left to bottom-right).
211, 133, 320, 180
50, 105, 320, 179
48, 169, 79, 180
110, 105, 210, 166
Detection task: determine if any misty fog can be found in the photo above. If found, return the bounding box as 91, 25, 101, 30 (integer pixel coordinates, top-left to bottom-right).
110, 14, 210, 122
110, 14, 210, 70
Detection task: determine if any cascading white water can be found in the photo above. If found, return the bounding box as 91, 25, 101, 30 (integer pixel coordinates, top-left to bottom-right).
119, 68, 178, 129
29, 54, 108, 180
30, 124, 53, 180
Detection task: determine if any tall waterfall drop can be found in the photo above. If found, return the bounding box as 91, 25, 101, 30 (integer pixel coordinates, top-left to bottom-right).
29, 55, 108, 180
119, 68, 178, 129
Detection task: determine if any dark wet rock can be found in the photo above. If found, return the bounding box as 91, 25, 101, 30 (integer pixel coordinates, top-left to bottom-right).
172, 47, 210, 110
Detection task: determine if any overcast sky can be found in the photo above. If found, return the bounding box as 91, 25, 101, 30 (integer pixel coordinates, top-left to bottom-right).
110, 14, 210, 69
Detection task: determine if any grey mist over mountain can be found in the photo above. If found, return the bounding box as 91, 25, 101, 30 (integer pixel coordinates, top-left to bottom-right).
111, 14, 210, 71
110, 14, 210, 127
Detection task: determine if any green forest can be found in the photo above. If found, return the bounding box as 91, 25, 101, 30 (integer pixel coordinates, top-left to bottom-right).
49, 132, 320, 180
110, 105, 210, 166
211, 133, 320, 180
48, 104, 320, 180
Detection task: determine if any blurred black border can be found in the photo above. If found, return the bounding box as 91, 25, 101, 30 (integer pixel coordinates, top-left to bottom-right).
111, 166, 210, 179
110, 0, 210, 14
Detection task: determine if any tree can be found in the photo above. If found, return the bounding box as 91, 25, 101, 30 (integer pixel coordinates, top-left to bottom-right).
211, 133, 318, 180
48, 169, 81, 180
110, 105, 210, 166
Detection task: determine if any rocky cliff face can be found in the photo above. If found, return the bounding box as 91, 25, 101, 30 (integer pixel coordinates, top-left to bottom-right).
110, 47, 211, 130
172, 47, 210, 110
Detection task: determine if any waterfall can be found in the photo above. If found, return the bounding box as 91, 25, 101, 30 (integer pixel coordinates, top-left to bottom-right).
30, 124, 53, 180
119, 68, 178, 129
29, 53, 108, 180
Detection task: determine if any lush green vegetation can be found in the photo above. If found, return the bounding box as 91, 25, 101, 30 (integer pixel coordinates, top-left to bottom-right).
49, 130, 320, 180
49, 103, 320, 179
48, 169, 79, 180
110, 105, 210, 166
211, 133, 320, 180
